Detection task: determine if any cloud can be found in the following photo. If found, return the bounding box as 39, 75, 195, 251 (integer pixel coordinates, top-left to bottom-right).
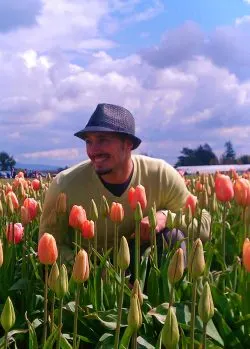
0, 0, 42, 32
21, 148, 81, 160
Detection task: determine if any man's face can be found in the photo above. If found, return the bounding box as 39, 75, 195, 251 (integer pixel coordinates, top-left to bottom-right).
85, 132, 133, 177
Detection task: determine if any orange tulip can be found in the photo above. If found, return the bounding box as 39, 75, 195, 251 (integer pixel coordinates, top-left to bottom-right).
72, 249, 89, 283
234, 178, 250, 207
38, 233, 58, 265
215, 174, 234, 202
6, 223, 24, 244
69, 205, 87, 230
243, 238, 250, 272
21, 206, 30, 226
5, 183, 12, 194
184, 194, 197, 216
82, 220, 95, 239
23, 197, 38, 221
110, 202, 124, 223
195, 181, 204, 193
32, 179, 41, 191
128, 184, 147, 211
6, 191, 19, 209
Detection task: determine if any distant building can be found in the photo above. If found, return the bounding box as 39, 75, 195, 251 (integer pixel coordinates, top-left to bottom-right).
176, 164, 250, 175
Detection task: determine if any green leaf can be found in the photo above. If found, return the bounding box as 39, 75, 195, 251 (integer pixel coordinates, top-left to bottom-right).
84, 308, 128, 330
43, 327, 60, 349
137, 336, 155, 348
96, 333, 114, 348
9, 278, 29, 291
119, 326, 134, 349
60, 333, 73, 349
25, 312, 38, 349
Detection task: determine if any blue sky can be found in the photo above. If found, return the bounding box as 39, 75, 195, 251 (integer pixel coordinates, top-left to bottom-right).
0, 0, 250, 167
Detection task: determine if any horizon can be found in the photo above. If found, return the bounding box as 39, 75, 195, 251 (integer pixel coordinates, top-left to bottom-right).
0, 1, 250, 166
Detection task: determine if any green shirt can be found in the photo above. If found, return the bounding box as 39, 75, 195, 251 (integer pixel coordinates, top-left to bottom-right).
39, 155, 211, 261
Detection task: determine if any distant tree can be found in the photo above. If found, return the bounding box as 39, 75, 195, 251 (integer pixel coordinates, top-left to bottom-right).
221, 141, 236, 164
175, 144, 219, 167
237, 155, 250, 164
0, 152, 16, 171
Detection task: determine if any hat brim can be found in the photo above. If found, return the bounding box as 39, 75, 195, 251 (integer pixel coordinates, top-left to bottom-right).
74, 126, 141, 150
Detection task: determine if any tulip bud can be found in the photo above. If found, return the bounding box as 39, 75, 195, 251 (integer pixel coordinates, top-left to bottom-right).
0, 200, 3, 217
46, 173, 52, 182
6, 195, 14, 215
208, 174, 215, 191
56, 192, 67, 214
90, 199, 98, 221
72, 249, 90, 283
55, 264, 68, 299
198, 282, 214, 324
162, 306, 180, 349
173, 209, 182, 229
0, 239, 3, 267
188, 239, 205, 279
131, 279, 143, 306
198, 190, 208, 210
110, 202, 124, 223
134, 202, 143, 221
168, 248, 185, 285
209, 193, 218, 214
1, 297, 15, 332
48, 262, 60, 292
127, 294, 142, 331
167, 211, 175, 230
100, 195, 110, 217
184, 205, 193, 227
117, 236, 130, 271
148, 206, 157, 230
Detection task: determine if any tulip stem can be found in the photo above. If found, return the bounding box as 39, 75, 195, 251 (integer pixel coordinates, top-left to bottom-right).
56, 298, 64, 349
222, 203, 227, 292
42, 265, 49, 347
114, 270, 125, 349
73, 283, 81, 349
50, 293, 55, 333
74, 230, 78, 257
135, 220, 140, 282
190, 278, 197, 349
169, 284, 175, 307
104, 217, 108, 256
202, 322, 207, 349
94, 222, 97, 272
4, 332, 7, 349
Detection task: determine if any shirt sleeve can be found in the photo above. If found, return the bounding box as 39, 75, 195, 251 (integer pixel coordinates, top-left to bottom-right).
159, 162, 211, 242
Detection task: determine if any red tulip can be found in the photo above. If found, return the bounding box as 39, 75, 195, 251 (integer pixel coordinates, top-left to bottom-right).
243, 238, 250, 272
215, 174, 234, 202
6, 223, 24, 244
82, 220, 95, 239
195, 181, 204, 193
32, 179, 41, 191
6, 191, 19, 209
38, 233, 58, 265
110, 202, 124, 223
184, 194, 197, 216
69, 205, 87, 230
128, 184, 147, 211
234, 178, 250, 207
23, 197, 38, 221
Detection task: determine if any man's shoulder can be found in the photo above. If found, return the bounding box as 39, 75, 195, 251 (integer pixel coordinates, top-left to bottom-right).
55, 160, 92, 186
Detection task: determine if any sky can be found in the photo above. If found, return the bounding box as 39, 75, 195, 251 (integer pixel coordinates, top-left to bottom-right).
1, 0, 250, 168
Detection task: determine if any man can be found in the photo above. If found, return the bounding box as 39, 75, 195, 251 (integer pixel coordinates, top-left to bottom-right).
39, 103, 211, 264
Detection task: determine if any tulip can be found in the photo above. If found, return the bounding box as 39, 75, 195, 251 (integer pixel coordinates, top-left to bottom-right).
110, 202, 124, 223
215, 174, 234, 202
90, 199, 99, 221
0, 239, 3, 267
234, 178, 250, 207
56, 192, 67, 214
188, 239, 205, 279
100, 195, 110, 217
117, 236, 130, 271
72, 249, 89, 349
23, 197, 38, 221
6, 223, 24, 244
48, 262, 60, 292
21, 206, 30, 226
5, 183, 12, 194
127, 293, 142, 332
82, 220, 95, 239
128, 184, 147, 211
162, 306, 179, 349
55, 264, 68, 299
38, 233, 58, 265
198, 282, 214, 324
17, 171, 24, 178
72, 249, 89, 283
243, 238, 250, 272
184, 194, 197, 216
168, 248, 185, 285
32, 179, 41, 191
131, 279, 143, 306
195, 180, 204, 193
6, 191, 19, 209
69, 205, 87, 230
0, 200, 3, 217
1, 297, 15, 332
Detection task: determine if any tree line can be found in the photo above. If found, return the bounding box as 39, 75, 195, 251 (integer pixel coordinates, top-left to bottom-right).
175, 141, 250, 167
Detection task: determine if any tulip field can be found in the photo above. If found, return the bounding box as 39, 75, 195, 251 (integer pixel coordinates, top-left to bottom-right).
0, 170, 250, 348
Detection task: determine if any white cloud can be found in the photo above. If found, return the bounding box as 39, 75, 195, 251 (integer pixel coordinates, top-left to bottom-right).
21, 148, 81, 160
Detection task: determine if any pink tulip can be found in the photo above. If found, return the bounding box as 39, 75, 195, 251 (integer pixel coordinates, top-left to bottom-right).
234, 178, 250, 207
215, 174, 234, 202
32, 179, 41, 191
6, 223, 24, 244
23, 197, 38, 221
243, 238, 250, 272
6, 191, 19, 209
184, 194, 198, 216
69, 205, 87, 230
